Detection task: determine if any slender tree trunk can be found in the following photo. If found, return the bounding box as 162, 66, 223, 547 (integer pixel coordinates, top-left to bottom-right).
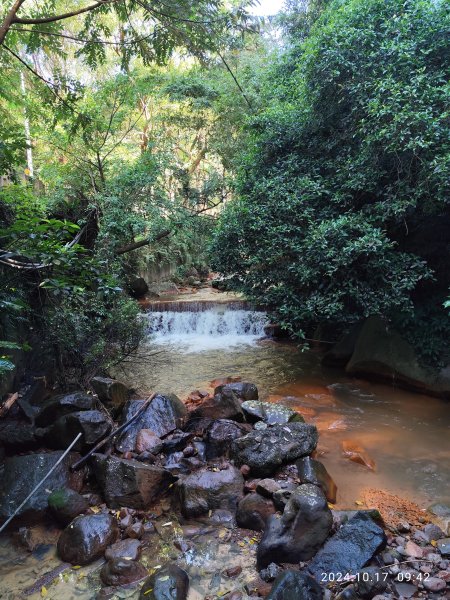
0, 0, 26, 45
20, 70, 34, 177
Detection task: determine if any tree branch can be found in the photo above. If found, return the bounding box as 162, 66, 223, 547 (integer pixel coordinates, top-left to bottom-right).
0, 0, 26, 45
12, 0, 115, 26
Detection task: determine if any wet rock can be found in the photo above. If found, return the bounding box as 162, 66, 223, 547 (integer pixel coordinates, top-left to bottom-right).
125, 522, 144, 539
208, 508, 236, 528
105, 538, 141, 561
260, 563, 282, 583
308, 513, 387, 579
236, 492, 276, 531
266, 570, 324, 600
355, 567, 388, 598
116, 394, 187, 452
423, 523, 445, 541
205, 419, 248, 459
57, 513, 119, 565
296, 456, 337, 503
257, 484, 332, 568
35, 391, 95, 426
162, 432, 192, 453
272, 487, 297, 511
231, 423, 318, 477
423, 577, 446, 592
91, 454, 173, 509
0, 451, 82, 523
215, 382, 259, 400
322, 322, 364, 368
226, 565, 243, 577
135, 430, 163, 454
256, 479, 281, 499
128, 276, 149, 298
437, 538, 450, 556
100, 558, 147, 586
0, 420, 40, 449
341, 440, 376, 471
177, 464, 244, 517
241, 401, 303, 425
139, 564, 189, 600
48, 488, 88, 525
189, 388, 244, 423
41, 410, 112, 451
90, 377, 129, 408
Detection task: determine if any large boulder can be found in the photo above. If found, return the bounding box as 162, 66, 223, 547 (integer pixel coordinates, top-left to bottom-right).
236, 492, 276, 531
0, 452, 82, 524
91, 454, 173, 509
345, 317, 436, 394
231, 423, 318, 477
177, 465, 244, 518
57, 513, 119, 565
307, 512, 387, 579
90, 377, 129, 408
48, 488, 89, 525
205, 419, 248, 459
115, 394, 187, 452
139, 564, 189, 600
257, 484, 333, 568
40, 410, 112, 451
35, 391, 95, 427
214, 382, 259, 400
267, 570, 324, 600
0, 420, 40, 449
241, 401, 303, 425
321, 322, 364, 368
128, 276, 149, 298
188, 388, 244, 423
296, 457, 337, 504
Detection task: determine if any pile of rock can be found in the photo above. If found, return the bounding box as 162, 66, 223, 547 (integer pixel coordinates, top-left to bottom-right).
0, 377, 448, 599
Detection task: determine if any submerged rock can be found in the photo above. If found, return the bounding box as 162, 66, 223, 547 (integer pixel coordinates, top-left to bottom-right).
115, 394, 187, 452
308, 512, 387, 579
189, 388, 244, 422
57, 513, 119, 565
214, 382, 259, 400
41, 410, 112, 451
92, 454, 173, 509
257, 484, 332, 568
139, 564, 189, 600
105, 538, 141, 561
0, 451, 82, 523
231, 422, 318, 477
48, 488, 88, 525
35, 391, 95, 427
296, 456, 337, 503
266, 570, 324, 600
100, 558, 147, 586
236, 492, 276, 531
177, 464, 244, 517
205, 419, 248, 459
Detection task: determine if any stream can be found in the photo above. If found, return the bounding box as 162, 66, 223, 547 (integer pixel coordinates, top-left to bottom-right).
1, 297, 449, 599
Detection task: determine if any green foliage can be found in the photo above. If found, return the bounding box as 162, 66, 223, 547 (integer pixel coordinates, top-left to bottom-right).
212, 0, 450, 361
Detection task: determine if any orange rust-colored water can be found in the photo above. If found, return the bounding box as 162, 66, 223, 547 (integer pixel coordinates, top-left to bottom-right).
119, 338, 450, 510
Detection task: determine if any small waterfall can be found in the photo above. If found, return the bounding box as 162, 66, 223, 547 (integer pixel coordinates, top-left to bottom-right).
146, 304, 268, 352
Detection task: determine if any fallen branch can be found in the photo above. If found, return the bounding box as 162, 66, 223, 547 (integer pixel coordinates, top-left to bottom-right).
0, 392, 19, 418
70, 393, 156, 471
0, 432, 83, 534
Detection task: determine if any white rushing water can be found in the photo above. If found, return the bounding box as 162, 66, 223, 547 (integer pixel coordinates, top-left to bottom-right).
146, 307, 269, 352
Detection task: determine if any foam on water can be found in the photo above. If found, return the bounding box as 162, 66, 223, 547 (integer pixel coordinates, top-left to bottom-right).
146, 307, 268, 352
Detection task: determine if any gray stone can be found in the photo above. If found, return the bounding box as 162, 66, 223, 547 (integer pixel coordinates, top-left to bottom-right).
35, 392, 95, 427
0, 452, 82, 523
139, 564, 189, 600
355, 567, 388, 598
57, 513, 119, 565
423, 577, 446, 592
205, 419, 248, 459
105, 538, 141, 561
266, 570, 324, 600
100, 558, 147, 586
214, 382, 259, 400
236, 493, 276, 531
296, 456, 337, 503
308, 513, 387, 579
256, 479, 281, 499
48, 488, 88, 526
231, 423, 318, 477
91, 454, 173, 509
241, 401, 303, 425
116, 394, 187, 452
437, 538, 450, 556
257, 484, 332, 568
90, 377, 129, 408
189, 389, 244, 423
41, 410, 111, 451
177, 465, 244, 518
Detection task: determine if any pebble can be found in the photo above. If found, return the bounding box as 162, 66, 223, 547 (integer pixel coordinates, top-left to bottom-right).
240, 465, 251, 477
423, 577, 446, 592
225, 565, 242, 578
405, 540, 423, 558
423, 523, 444, 541
436, 570, 450, 582
396, 520, 411, 533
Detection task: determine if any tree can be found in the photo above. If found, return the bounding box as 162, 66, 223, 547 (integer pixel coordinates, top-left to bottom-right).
211, 0, 450, 363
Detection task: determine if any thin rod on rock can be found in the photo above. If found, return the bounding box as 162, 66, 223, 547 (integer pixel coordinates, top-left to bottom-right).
0, 432, 83, 534
70, 393, 156, 472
